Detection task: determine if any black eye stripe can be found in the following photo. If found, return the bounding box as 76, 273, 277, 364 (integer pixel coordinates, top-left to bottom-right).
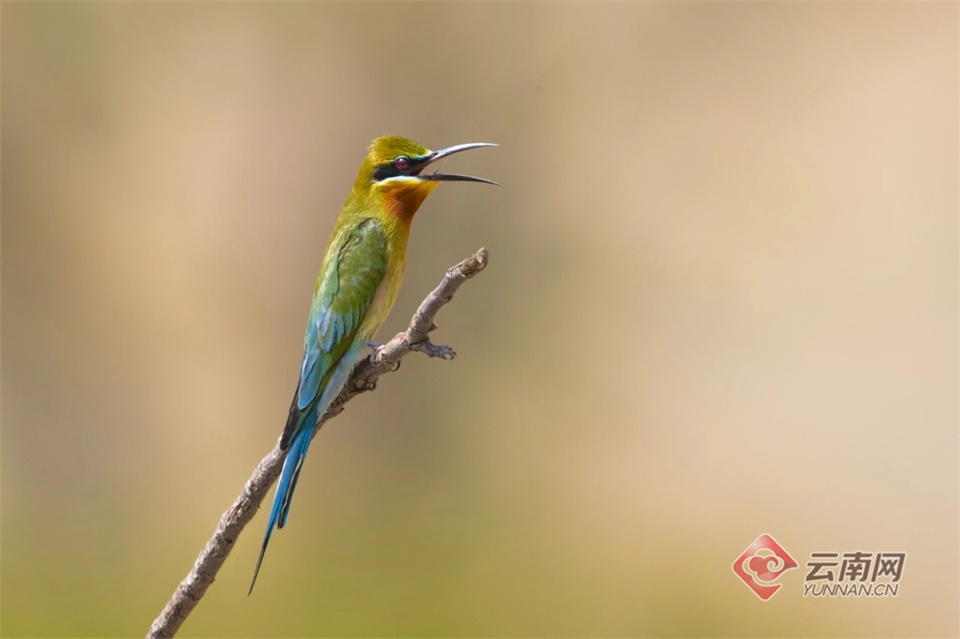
372, 163, 402, 181
372, 156, 425, 182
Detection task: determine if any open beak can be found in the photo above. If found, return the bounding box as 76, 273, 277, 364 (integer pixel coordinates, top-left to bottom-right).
418, 142, 499, 185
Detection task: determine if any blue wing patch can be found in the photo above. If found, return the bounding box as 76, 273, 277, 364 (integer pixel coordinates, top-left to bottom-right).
295, 219, 389, 411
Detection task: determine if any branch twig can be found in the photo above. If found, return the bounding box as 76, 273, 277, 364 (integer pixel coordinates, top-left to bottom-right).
147, 248, 489, 639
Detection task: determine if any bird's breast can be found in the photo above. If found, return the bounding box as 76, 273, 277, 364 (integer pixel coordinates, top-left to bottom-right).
358, 242, 407, 341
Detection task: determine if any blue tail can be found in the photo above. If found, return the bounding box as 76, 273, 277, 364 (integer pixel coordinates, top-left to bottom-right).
248, 423, 315, 594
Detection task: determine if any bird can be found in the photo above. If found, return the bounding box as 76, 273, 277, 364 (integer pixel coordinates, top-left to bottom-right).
249, 135, 497, 593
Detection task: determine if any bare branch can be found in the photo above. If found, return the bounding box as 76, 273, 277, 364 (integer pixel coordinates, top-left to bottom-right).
147, 248, 489, 639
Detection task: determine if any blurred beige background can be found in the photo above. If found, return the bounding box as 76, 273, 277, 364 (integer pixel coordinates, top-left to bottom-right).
2, 2, 956, 637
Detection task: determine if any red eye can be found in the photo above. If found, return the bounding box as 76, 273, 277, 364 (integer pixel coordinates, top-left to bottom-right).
395, 156, 410, 170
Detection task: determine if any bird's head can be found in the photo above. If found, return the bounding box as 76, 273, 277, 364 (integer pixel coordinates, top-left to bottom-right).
355, 135, 497, 219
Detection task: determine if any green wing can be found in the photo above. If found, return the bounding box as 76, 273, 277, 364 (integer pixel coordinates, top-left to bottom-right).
281, 218, 388, 448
